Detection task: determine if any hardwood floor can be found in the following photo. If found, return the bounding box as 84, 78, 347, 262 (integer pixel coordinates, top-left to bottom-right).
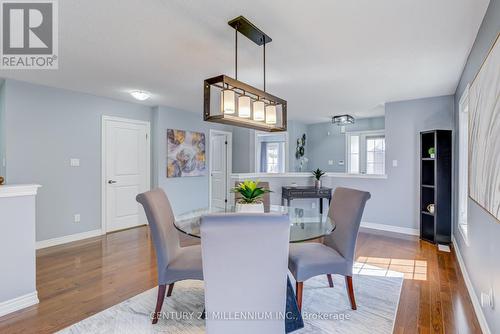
0, 227, 481, 333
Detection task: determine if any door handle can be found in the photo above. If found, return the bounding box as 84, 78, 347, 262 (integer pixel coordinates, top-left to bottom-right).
108, 180, 117, 184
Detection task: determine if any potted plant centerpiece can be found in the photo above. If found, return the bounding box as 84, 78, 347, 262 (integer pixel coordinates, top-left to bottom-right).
232, 180, 271, 213
312, 168, 326, 189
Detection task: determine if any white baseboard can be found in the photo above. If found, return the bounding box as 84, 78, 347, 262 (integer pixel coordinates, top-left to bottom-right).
360, 221, 419, 236
0, 291, 39, 317
452, 236, 491, 334
36, 229, 103, 250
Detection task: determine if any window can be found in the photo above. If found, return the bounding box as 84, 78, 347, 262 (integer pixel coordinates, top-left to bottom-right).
366, 136, 385, 175
255, 132, 287, 173
348, 135, 360, 173
347, 130, 385, 175
458, 86, 469, 243
265, 142, 281, 173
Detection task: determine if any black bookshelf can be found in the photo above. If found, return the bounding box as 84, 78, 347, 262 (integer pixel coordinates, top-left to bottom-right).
420, 130, 452, 244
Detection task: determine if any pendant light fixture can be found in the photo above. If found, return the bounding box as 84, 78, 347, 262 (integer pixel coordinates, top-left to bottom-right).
332, 114, 355, 125
204, 16, 287, 132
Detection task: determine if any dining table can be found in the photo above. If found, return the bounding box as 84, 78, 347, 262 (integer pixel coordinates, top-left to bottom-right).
174, 204, 336, 333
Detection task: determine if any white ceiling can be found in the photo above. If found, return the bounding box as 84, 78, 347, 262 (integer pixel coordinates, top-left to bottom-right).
0, 0, 489, 123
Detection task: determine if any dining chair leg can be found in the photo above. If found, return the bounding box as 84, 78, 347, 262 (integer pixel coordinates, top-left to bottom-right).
345, 276, 357, 310
152, 284, 166, 324
167, 283, 175, 297
327, 274, 334, 288
296, 281, 304, 312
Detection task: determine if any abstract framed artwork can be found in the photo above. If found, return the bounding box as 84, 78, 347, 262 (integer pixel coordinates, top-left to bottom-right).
469, 33, 500, 222
167, 129, 206, 178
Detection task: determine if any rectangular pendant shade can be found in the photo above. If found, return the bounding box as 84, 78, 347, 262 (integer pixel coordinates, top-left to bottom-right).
221, 89, 235, 114
265, 105, 277, 124
238, 95, 251, 118
253, 101, 265, 121
204, 75, 287, 132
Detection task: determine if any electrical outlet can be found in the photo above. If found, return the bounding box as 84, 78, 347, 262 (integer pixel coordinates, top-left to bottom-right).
70, 158, 80, 167
481, 289, 494, 309
392, 160, 398, 167
74, 214, 81, 223
328, 160, 334, 165
311, 202, 316, 209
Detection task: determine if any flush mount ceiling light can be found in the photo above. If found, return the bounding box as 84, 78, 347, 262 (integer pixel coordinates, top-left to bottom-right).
130, 90, 151, 101
332, 114, 355, 125
204, 16, 287, 132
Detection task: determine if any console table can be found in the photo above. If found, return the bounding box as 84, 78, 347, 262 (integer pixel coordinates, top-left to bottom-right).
281, 186, 332, 214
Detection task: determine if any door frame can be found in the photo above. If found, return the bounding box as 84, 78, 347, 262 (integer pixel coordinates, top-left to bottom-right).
101, 115, 151, 234
254, 131, 289, 173
208, 129, 232, 209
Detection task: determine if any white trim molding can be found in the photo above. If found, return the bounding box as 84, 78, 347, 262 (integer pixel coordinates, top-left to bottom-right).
36, 229, 102, 250
0, 291, 39, 317
452, 236, 491, 334
0, 184, 41, 198
360, 221, 420, 236
231, 172, 387, 179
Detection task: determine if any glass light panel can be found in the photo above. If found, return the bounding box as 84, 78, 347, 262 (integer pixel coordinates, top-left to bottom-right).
265, 105, 277, 124
221, 89, 235, 114
253, 101, 265, 121
238, 95, 251, 118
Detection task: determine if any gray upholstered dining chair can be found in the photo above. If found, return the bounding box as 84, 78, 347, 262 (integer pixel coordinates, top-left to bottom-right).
288, 187, 371, 311
136, 188, 203, 324
234, 181, 271, 212
201, 213, 290, 334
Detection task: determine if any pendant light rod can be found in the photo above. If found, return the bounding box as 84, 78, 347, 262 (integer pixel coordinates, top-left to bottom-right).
235, 23, 239, 80
263, 36, 266, 92
228, 16, 272, 91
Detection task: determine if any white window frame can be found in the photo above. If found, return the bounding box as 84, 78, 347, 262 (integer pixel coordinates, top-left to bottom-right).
346, 130, 385, 175
458, 85, 469, 245
254, 131, 289, 173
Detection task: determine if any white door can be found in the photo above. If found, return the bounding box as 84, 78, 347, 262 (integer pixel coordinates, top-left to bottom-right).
210, 131, 231, 210
103, 117, 150, 233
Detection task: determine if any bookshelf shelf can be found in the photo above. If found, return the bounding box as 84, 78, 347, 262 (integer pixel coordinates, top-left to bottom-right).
420, 130, 452, 244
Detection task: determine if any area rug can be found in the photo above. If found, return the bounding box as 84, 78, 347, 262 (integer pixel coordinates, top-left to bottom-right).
58, 271, 403, 334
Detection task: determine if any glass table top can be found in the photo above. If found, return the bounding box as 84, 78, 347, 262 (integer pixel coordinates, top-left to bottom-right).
174, 205, 336, 243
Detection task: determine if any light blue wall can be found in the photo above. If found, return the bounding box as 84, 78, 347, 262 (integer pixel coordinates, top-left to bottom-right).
152, 106, 232, 215
232, 127, 254, 173
453, 0, 500, 331
1, 79, 236, 241
288, 120, 309, 172
3, 79, 152, 241
299, 97, 451, 230
374, 96, 452, 229
307, 117, 385, 172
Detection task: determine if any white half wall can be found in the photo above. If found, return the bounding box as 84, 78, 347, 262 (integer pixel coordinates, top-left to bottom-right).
0, 185, 40, 317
